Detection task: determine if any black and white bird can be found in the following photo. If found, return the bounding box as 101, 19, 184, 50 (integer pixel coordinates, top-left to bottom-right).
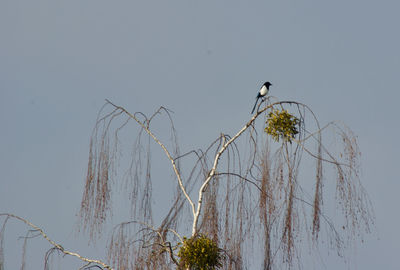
251, 81, 272, 114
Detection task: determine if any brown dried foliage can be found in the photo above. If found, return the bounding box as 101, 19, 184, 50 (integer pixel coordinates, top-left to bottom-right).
77, 100, 373, 270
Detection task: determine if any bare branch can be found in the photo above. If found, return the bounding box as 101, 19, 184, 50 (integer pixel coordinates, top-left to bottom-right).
191, 100, 289, 236
0, 213, 113, 270
105, 99, 196, 220
75, 99, 373, 269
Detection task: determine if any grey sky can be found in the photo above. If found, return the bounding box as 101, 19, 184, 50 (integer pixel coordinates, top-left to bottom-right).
1, 0, 399, 269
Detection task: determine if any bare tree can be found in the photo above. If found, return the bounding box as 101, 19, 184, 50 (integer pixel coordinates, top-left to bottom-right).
79, 98, 373, 269
0, 97, 373, 270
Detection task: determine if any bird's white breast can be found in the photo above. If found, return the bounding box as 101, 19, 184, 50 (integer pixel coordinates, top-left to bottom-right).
259, 85, 268, 96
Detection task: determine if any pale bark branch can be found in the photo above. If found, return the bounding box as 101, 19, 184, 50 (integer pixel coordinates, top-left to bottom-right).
191, 102, 279, 235
0, 213, 113, 270
105, 99, 196, 221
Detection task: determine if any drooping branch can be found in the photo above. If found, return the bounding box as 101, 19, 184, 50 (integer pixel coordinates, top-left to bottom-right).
191, 100, 307, 236
105, 99, 196, 220
107, 220, 182, 269
77, 98, 373, 270
0, 213, 113, 270
191, 104, 274, 236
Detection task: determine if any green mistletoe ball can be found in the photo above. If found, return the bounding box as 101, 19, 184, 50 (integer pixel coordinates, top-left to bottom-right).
178, 234, 223, 270
265, 109, 299, 143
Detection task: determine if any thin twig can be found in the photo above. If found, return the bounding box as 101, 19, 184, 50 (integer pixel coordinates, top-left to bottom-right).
0, 213, 113, 270
105, 99, 196, 220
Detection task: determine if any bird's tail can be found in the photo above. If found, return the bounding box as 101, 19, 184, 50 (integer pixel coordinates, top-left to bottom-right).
251, 98, 259, 114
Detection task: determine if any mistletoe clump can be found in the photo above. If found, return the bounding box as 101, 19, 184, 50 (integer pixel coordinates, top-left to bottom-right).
265, 109, 299, 143
178, 234, 223, 270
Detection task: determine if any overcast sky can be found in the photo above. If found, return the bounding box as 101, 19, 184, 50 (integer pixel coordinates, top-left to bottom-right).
1, 0, 399, 269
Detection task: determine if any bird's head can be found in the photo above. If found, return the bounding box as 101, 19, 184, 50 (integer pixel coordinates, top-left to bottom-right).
264, 81, 272, 88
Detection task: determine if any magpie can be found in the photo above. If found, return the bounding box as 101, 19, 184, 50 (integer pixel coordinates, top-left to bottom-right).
251, 81, 272, 114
